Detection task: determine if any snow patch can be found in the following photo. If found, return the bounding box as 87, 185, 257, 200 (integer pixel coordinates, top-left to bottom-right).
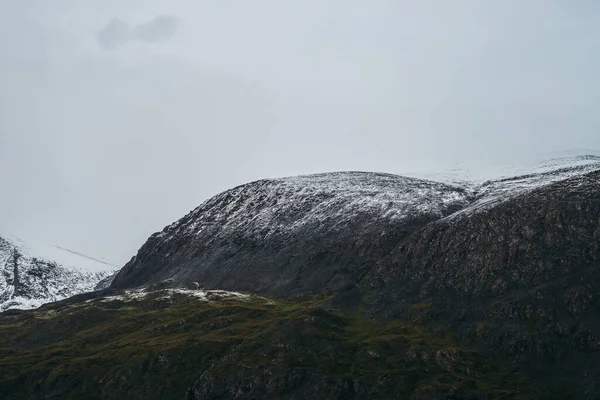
97, 288, 252, 303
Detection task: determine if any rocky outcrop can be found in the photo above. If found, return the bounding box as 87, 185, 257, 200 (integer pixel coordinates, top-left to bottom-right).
94, 272, 118, 290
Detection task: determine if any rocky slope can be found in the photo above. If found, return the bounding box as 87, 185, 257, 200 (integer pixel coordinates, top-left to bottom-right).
112, 155, 600, 296
0, 235, 116, 311
361, 165, 600, 398
111, 172, 471, 294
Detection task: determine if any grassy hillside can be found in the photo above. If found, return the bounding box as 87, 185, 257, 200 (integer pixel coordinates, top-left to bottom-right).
0, 289, 536, 399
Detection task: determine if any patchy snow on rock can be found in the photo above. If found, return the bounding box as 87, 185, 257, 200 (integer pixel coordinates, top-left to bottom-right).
114, 153, 600, 291
454, 154, 600, 218
150, 171, 471, 247
0, 235, 117, 312
408, 152, 600, 219
149, 154, 600, 255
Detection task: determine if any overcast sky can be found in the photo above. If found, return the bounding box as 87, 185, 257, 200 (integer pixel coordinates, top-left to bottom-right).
1, 1, 599, 265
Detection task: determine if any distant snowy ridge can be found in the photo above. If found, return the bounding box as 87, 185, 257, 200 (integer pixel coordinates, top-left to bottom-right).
409, 151, 600, 185
0, 235, 116, 311
457, 154, 600, 217
408, 152, 600, 218
3, 234, 119, 273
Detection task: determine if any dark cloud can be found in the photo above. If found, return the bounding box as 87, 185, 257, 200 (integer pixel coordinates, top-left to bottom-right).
97, 16, 179, 49
97, 18, 130, 49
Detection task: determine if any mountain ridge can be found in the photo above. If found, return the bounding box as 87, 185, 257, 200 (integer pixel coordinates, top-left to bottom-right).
111, 153, 600, 294
111, 171, 471, 293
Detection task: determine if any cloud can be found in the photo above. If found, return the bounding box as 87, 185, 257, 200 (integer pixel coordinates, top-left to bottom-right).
97, 16, 179, 49
97, 18, 130, 49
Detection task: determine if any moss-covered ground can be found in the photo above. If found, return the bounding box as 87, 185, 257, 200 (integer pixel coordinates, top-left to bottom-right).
0, 290, 538, 399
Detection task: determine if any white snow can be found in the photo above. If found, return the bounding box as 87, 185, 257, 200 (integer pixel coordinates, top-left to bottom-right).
151, 171, 471, 247
0, 235, 117, 312
0, 233, 119, 273
148, 153, 600, 254
96, 288, 252, 303
409, 150, 600, 186
408, 151, 600, 218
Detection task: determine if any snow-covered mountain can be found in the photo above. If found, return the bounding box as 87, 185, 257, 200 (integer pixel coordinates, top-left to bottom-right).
4, 151, 598, 311
111, 151, 600, 295
409, 149, 600, 185
0, 234, 117, 311
111, 172, 471, 293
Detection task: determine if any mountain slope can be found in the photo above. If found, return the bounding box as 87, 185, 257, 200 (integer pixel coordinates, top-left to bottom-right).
0, 235, 116, 311
103, 153, 600, 398
111, 172, 470, 295
362, 167, 600, 398
112, 156, 600, 297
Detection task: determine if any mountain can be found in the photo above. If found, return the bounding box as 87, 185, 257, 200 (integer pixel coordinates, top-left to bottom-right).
111, 154, 600, 297
1, 153, 599, 399
363, 160, 600, 397
106, 153, 600, 398
0, 234, 117, 311
111, 172, 471, 294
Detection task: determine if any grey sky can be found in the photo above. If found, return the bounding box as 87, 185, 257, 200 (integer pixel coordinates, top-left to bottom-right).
1, 1, 599, 265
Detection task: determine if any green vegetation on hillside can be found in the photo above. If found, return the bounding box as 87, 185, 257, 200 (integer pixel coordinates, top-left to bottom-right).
0, 290, 536, 399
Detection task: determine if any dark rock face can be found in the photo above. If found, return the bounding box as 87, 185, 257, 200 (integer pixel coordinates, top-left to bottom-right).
367, 169, 600, 296
94, 272, 117, 290
363, 169, 600, 398
111, 172, 470, 295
